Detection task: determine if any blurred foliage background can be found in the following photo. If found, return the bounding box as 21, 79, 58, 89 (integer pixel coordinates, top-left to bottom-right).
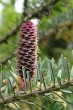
0, 0, 73, 110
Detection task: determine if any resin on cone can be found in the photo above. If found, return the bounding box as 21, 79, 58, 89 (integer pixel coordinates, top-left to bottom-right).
17, 21, 37, 79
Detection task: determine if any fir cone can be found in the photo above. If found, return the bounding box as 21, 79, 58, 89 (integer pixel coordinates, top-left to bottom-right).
17, 21, 37, 79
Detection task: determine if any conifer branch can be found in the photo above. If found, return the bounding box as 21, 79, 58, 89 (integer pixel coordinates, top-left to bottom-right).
0, 79, 73, 106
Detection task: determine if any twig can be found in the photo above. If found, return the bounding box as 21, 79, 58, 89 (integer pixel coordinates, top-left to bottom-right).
0, 79, 73, 106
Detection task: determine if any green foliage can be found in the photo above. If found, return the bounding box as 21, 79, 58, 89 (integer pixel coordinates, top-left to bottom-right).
0, 2, 21, 64
0, 5, 21, 38
38, 9, 73, 59
0, 0, 73, 110
0, 55, 73, 109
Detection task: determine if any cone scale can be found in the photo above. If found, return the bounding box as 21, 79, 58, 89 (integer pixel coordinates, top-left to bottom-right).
17, 21, 37, 79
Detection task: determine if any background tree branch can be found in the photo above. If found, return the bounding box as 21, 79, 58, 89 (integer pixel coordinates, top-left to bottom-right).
0, 0, 59, 44
0, 51, 16, 65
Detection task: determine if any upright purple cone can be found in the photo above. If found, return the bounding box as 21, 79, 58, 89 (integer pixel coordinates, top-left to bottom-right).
17, 21, 37, 79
